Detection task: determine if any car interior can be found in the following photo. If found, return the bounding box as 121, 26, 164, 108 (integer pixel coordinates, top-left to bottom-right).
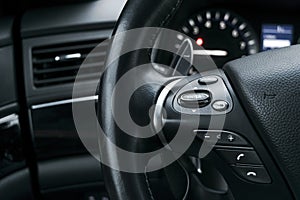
0, 0, 300, 199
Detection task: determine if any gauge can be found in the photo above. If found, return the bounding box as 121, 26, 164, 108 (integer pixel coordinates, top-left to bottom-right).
176, 9, 259, 72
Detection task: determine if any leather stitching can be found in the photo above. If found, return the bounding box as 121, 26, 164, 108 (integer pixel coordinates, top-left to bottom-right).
144, 168, 156, 200
144, 0, 184, 199
148, 0, 185, 57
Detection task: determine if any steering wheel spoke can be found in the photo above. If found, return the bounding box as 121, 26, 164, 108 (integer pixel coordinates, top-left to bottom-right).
153, 71, 233, 157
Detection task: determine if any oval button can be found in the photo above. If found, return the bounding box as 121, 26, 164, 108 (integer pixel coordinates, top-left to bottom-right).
178, 91, 211, 108
212, 100, 229, 111
198, 76, 218, 85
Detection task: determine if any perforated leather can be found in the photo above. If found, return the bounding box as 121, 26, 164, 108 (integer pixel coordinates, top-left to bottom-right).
224, 45, 300, 198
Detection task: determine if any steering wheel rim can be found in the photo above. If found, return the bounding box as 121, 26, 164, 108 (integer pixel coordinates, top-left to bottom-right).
98, 0, 300, 199
99, 0, 185, 199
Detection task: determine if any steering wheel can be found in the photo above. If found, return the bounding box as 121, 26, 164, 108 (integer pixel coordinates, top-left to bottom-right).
98, 0, 300, 199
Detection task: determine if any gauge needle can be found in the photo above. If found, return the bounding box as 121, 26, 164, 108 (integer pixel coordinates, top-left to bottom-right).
193, 50, 228, 57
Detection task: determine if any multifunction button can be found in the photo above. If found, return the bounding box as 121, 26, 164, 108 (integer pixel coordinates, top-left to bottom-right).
216, 149, 262, 165
232, 166, 271, 184
194, 130, 250, 146
212, 100, 229, 112
173, 76, 233, 115
178, 90, 211, 108
194, 130, 272, 184
198, 76, 218, 85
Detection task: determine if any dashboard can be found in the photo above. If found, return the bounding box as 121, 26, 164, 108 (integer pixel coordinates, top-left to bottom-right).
0, 0, 299, 199
178, 9, 260, 69
160, 0, 300, 75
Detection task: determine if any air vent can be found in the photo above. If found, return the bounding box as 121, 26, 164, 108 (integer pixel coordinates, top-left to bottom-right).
32, 39, 109, 88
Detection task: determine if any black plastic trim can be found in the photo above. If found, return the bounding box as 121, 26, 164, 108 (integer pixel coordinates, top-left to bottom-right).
0, 168, 34, 200
0, 17, 14, 47
38, 155, 102, 191
21, 0, 126, 38
0, 46, 17, 108
0, 103, 19, 119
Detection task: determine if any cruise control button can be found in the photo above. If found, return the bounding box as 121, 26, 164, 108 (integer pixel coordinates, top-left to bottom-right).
218, 131, 250, 146
194, 130, 250, 146
178, 91, 211, 108
212, 100, 229, 111
232, 166, 271, 184
216, 149, 262, 165
198, 76, 218, 85
195, 131, 221, 143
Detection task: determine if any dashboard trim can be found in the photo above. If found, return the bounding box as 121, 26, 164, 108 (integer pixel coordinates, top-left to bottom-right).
22, 30, 111, 106
31, 95, 98, 110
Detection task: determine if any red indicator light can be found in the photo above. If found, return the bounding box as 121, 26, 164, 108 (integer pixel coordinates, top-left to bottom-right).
196, 38, 204, 46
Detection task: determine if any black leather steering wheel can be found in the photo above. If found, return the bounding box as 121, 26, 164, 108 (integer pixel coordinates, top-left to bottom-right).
98, 0, 300, 199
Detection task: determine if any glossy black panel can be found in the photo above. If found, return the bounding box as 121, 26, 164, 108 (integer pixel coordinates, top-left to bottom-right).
0, 46, 17, 107
0, 17, 13, 47
31, 100, 98, 160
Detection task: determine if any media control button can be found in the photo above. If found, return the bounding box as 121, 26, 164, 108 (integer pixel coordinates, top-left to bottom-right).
178, 90, 211, 108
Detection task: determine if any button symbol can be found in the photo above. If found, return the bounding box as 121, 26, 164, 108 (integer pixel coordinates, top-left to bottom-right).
237, 153, 245, 161
227, 134, 235, 142
204, 135, 211, 140
246, 171, 257, 177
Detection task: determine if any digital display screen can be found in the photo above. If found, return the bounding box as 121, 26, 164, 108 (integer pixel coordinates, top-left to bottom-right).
262, 24, 293, 51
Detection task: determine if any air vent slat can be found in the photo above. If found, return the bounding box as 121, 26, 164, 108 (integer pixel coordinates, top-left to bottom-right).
33, 62, 104, 74
33, 57, 57, 64
32, 41, 108, 55
34, 73, 100, 86
32, 39, 108, 88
